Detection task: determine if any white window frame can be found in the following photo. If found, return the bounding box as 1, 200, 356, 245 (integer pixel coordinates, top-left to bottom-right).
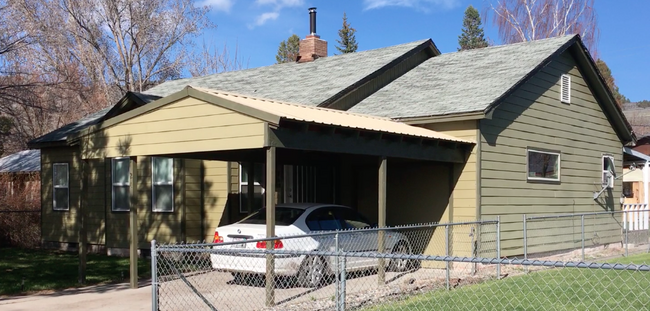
152, 157, 174, 213
526, 149, 561, 182
239, 163, 265, 214
53, 163, 69, 211
111, 157, 130, 212
560, 74, 571, 104
602, 155, 615, 189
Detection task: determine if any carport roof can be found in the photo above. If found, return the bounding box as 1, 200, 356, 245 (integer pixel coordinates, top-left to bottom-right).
191, 87, 473, 144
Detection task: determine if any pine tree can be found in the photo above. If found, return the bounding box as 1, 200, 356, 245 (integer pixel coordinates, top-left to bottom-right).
335, 12, 358, 54
596, 59, 629, 106
275, 34, 301, 64
458, 5, 488, 51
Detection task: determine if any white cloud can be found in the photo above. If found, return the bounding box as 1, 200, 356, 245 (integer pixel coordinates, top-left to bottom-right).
363, 0, 461, 11
201, 0, 235, 12
253, 11, 280, 27
248, 0, 303, 29
255, 0, 304, 7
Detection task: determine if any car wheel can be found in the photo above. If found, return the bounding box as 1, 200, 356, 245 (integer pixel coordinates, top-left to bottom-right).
297, 256, 327, 288
388, 241, 413, 272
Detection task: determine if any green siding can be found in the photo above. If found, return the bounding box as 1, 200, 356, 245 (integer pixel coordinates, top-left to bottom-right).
480, 51, 623, 257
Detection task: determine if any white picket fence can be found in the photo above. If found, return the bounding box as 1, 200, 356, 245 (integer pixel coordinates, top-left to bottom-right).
623, 204, 650, 230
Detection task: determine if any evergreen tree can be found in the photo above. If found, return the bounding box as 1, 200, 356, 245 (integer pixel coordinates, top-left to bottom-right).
335, 12, 358, 54
596, 59, 629, 106
458, 5, 488, 51
275, 34, 301, 64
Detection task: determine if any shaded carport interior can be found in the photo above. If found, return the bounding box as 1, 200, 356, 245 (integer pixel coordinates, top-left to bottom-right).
74, 86, 475, 292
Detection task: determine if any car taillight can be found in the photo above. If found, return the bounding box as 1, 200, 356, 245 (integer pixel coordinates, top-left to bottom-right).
256, 240, 283, 249
213, 231, 224, 243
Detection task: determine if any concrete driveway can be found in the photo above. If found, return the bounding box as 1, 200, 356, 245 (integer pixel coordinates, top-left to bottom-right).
0, 281, 151, 311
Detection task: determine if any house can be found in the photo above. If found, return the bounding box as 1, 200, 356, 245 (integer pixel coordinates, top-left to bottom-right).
28, 14, 634, 270
0, 149, 41, 208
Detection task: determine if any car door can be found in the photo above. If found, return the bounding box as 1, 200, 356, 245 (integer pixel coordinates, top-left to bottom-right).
334, 207, 377, 270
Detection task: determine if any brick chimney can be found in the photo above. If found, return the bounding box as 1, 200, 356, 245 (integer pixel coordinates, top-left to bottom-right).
297, 7, 327, 63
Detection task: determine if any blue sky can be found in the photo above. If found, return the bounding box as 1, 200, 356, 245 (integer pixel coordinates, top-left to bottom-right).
199, 0, 649, 102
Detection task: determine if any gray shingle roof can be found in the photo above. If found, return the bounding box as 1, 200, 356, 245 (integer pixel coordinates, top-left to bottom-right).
0, 149, 40, 173
143, 40, 430, 105
349, 35, 576, 119
28, 92, 160, 145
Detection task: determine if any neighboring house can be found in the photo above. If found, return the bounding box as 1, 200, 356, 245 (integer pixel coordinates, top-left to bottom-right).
623, 136, 650, 206
0, 149, 41, 208
28, 26, 634, 259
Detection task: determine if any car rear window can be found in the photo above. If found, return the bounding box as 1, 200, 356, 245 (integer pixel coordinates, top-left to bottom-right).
239, 207, 305, 226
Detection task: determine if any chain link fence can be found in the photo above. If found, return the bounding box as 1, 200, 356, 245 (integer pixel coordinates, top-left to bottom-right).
524, 210, 650, 262
151, 218, 650, 310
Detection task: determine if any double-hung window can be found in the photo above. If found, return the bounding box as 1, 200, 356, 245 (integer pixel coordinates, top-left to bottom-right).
152, 157, 174, 212
527, 149, 561, 182
112, 158, 130, 211
53, 163, 69, 210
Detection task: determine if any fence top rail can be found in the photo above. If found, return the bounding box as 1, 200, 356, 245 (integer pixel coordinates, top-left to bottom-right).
526, 210, 639, 221
154, 246, 650, 272
155, 219, 498, 248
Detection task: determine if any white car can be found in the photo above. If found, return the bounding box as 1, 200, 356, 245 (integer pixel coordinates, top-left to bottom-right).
209, 203, 413, 287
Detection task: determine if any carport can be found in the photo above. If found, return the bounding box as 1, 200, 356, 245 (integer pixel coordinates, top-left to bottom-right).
75, 86, 474, 303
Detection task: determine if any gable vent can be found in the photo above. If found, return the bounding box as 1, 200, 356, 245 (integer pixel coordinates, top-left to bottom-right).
560, 74, 571, 104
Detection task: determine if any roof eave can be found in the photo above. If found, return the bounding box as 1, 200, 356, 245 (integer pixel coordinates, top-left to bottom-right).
396, 111, 486, 125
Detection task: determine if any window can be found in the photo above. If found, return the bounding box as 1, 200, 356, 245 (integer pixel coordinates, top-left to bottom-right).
239, 207, 305, 226
112, 158, 130, 211
527, 149, 560, 182
239, 163, 265, 213
152, 157, 174, 212
623, 182, 634, 198
560, 74, 571, 103
306, 207, 342, 231
53, 163, 69, 210
335, 207, 372, 229
602, 155, 615, 189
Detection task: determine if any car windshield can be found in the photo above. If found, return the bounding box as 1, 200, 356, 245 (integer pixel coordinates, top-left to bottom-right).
239, 207, 305, 226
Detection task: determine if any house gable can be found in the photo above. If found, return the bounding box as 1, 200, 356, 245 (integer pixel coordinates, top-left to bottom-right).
479, 50, 623, 256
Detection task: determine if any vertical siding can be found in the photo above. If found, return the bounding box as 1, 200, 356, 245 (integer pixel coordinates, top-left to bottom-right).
422, 120, 479, 221
203, 160, 230, 242
480, 52, 623, 257
185, 159, 203, 242
41, 147, 81, 243
85, 158, 106, 244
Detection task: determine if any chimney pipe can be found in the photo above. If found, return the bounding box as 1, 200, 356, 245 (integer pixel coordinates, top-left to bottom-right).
309, 7, 317, 35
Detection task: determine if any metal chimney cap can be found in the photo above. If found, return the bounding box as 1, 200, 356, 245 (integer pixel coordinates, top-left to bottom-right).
308, 7, 317, 12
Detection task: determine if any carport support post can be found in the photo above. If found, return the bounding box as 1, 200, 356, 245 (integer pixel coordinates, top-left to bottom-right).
130, 156, 139, 289
265, 147, 276, 307
247, 162, 255, 215
377, 157, 387, 285
78, 159, 87, 284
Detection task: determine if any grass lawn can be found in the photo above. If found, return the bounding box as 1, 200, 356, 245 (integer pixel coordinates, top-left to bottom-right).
0, 248, 150, 296
367, 253, 650, 311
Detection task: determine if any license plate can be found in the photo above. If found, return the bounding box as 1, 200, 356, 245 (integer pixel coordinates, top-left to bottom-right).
231, 238, 247, 248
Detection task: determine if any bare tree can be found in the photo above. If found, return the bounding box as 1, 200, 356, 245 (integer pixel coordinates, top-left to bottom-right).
188, 40, 249, 77
488, 0, 598, 55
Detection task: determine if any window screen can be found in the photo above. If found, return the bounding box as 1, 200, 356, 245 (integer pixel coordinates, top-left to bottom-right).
53, 163, 69, 210
152, 157, 174, 212
527, 150, 560, 182
112, 158, 130, 211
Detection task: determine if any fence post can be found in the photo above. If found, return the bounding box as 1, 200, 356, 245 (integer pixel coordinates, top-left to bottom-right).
523, 214, 528, 273
335, 232, 341, 311
445, 224, 450, 290
151, 240, 158, 311
338, 255, 346, 311
625, 214, 629, 257
496, 216, 501, 279
580, 215, 585, 261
